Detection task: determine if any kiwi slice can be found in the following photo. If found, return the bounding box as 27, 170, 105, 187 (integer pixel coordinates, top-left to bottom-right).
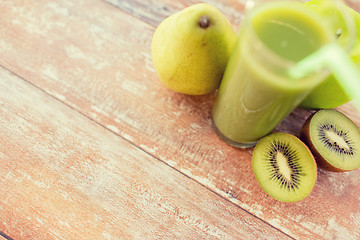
300, 109, 360, 172
252, 133, 317, 202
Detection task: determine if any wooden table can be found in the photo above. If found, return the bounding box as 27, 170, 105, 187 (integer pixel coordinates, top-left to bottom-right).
1, 0, 360, 239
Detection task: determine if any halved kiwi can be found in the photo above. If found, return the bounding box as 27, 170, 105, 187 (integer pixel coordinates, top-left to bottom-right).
252, 133, 317, 202
300, 109, 360, 172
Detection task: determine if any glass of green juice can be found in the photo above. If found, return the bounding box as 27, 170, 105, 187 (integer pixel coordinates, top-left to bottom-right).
212, 0, 355, 148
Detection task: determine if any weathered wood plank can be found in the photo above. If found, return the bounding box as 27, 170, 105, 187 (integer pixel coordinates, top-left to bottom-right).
346, 0, 360, 12
0, 68, 292, 239
0, 0, 360, 239
0, 234, 11, 240
103, 0, 246, 27
103, 0, 359, 28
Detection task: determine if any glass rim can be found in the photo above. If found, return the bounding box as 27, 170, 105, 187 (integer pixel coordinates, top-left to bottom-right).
244, 0, 356, 67
239, 0, 357, 89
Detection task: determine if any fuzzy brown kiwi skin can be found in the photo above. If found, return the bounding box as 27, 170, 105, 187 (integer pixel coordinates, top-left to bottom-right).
300, 112, 348, 172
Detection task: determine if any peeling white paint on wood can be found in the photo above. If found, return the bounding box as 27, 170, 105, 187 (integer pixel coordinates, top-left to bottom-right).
0, 0, 360, 239
0, 66, 292, 239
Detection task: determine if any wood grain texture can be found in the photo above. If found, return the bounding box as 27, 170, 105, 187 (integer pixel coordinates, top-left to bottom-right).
0, 234, 11, 240
0, 68, 292, 239
1, 0, 360, 239
104, 0, 246, 27
104, 0, 359, 28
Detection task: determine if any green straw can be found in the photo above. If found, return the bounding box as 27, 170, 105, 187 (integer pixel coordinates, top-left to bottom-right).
289, 43, 360, 111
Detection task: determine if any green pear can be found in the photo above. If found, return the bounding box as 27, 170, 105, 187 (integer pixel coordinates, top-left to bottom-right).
300, 0, 360, 109
151, 3, 237, 95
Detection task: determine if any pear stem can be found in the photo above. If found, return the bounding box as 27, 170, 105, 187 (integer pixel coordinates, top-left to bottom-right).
199, 15, 210, 28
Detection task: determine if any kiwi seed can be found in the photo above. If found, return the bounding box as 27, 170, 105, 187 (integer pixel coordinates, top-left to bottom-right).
252, 132, 317, 202
300, 109, 360, 172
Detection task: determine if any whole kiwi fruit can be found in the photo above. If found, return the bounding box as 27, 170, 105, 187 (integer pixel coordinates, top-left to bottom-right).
300, 109, 360, 172
252, 132, 317, 202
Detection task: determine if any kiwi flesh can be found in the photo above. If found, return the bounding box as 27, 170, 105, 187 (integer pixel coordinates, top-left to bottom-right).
300, 109, 360, 172
252, 133, 317, 202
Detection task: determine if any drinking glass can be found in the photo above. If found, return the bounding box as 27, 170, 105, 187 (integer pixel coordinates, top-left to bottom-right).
212, 0, 356, 148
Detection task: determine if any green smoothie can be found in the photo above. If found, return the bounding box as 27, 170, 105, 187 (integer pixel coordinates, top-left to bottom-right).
212, 1, 334, 147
